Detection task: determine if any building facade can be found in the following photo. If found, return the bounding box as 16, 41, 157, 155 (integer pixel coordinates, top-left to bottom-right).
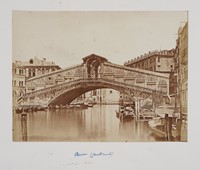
175, 22, 188, 116
124, 49, 175, 73
93, 89, 120, 104
14, 57, 61, 79
75, 89, 120, 104
124, 49, 175, 95
12, 63, 26, 107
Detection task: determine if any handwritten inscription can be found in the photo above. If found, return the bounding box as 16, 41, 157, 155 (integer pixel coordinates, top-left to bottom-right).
74, 152, 113, 158
74, 152, 88, 157
90, 152, 113, 158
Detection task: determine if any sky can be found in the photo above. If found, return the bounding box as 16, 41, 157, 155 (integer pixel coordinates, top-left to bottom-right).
13, 11, 188, 68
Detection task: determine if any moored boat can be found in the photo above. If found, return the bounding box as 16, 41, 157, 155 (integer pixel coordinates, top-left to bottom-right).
116, 105, 135, 122
148, 117, 167, 138
15, 107, 23, 114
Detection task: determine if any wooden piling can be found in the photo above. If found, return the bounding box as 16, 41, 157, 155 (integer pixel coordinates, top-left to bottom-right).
164, 113, 169, 140
168, 117, 173, 141
164, 113, 173, 141
21, 113, 27, 141
176, 118, 182, 141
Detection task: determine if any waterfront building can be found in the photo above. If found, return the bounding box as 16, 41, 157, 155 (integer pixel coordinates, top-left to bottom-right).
124, 49, 175, 74
123, 49, 175, 106
124, 49, 175, 96
94, 89, 120, 104
12, 63, 26, 107
76, 89, 120, 104
14, 57, 61, 79
174, 22, 188, 116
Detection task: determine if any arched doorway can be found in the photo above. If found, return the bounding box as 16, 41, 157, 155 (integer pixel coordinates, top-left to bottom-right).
82, 54, 108, 79
87, 59, 100, 78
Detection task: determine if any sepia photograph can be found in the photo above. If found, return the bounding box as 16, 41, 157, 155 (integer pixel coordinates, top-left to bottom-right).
12, 11, 188, 142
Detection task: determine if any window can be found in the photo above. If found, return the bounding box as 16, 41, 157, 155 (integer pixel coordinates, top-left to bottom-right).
14, 80, 16, 86
157, 65, 161, 67
110, 90, 112, 94
28, 69, 32, 77
19, 81, 23, 87
158, 57, 160, 62
32, 69, 35, 76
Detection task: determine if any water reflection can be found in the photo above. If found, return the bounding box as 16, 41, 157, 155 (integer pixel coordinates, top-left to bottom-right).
13, 105, 160, 142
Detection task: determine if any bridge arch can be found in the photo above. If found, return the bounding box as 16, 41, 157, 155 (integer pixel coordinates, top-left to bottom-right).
22, 54, 170, 106
44, 78, 158, 106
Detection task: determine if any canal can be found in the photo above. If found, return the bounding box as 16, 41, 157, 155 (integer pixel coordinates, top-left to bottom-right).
13, 105, 163, 142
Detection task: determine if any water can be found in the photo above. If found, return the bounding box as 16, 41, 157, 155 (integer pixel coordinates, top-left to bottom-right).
13, 105, 161, 142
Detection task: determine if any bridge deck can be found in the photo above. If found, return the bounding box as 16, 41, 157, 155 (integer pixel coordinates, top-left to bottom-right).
23, 78, 167, 98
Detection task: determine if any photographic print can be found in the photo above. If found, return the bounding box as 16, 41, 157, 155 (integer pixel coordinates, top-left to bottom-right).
12, 11, 188, 142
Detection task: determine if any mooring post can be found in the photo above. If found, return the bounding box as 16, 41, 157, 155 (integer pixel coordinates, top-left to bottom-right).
21, 112, 27, 142
176, 118, 182, 141
135, 100, 138, 120
164, 113, 169, 140
164, 113, 173, 141
168, 116, 173, 141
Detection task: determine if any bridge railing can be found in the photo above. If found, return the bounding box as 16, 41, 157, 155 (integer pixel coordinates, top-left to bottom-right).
104, 62, 170, 78
92, 78, 167, 95
23, 78, 87, 98
22, 78, 167, 99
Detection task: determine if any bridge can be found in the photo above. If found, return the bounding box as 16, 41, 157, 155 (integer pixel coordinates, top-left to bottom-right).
21, 54, 170, 106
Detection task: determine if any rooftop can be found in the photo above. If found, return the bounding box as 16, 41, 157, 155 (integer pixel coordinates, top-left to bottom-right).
14, 57, 60, 68
124, 49, 175, 66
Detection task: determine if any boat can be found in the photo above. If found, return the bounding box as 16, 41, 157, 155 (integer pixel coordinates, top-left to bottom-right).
148, 117, 167, 138
138, 113, 154, 120
15, 106, 23, 114
87, 103, 93, 107
79, 103, 89, 109
116, 105, 135, 121
15, 104, 47, 113
68, 103, 88, 109
155, 105, 180, 118
37, 105, 46, 111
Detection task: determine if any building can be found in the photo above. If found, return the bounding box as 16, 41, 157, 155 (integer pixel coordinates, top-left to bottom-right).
75, 89, 120, 104
94, 89, 120, 104
14, 57, 61, 79
124, 49, 175, 95
12, 63, 26, 107
175, 22, 188, 116
124, 49, 175, 73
